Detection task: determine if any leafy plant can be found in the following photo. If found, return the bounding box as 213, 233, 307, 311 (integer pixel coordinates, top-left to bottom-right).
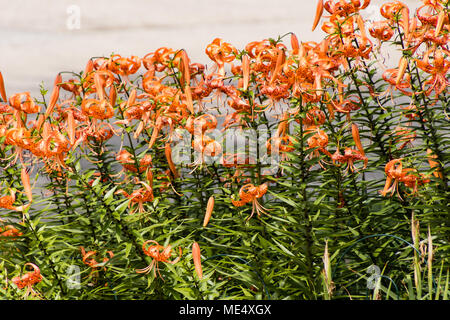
0, 0, 448, 300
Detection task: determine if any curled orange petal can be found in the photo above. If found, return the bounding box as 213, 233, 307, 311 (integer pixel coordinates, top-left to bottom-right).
94, 73, 105, 100
192, 242, 203, 280
435, 10, 445, 37
380, 176, 393, 197
356, 14, 367, 39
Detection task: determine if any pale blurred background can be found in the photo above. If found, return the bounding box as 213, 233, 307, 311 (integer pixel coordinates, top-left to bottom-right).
0, 0, 421, 96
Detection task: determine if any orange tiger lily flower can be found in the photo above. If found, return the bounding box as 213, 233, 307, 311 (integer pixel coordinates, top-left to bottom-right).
116, 149, 152, 173
329, 124, 367, 174
380, 158, 430, 198
324, 0, 370, 16
136, 240, 182, 278
322, 14, 355, 36
115, 180, 154, 214
190, 115, 219, 141
382, 68, 412, 96
0, 189, 30, 212
0, 225, 22, 238
186, 114, 217, 135
416, 2, 448, 27
9, 92, 40, 114
4, 127, 32, 149
301, 107, 326, 128
190, 134, 222, 172
192, 134, 222, 162
80, 246, 114, 280
11, 263, 43, 297
3, 127, 34, 165
142, 47, 176, 73
60, 79, 82, 97
260, 82, 290, 102
31, 123, 70, 160
81, 247, 114, 268
83, 70, 117, 96
331, 147, 368, 173
106, 54, 141, 77
380, 158, 404, 197
414, 49, 450, 97
81, 98, 114, 120
192, 242, 203, 279
380, 1, 408, 21
306, 127, 332, 161
400, 168, 430, 196
232, 183, 269, 221
369, 21, 395, 42
206, 38, 237, 76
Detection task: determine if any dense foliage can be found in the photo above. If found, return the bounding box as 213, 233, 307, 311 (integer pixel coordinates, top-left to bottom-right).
0, 0, 449, 300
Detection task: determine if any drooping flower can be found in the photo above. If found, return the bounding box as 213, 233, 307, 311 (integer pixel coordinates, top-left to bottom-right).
136, 240, 182, 278
11, 263, 43, 298
232, 183, 269, 221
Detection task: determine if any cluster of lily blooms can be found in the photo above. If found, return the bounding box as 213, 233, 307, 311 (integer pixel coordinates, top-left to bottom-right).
0, 0, 447, 293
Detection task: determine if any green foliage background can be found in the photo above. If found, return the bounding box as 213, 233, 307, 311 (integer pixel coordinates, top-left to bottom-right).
0, 1, 449, 300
